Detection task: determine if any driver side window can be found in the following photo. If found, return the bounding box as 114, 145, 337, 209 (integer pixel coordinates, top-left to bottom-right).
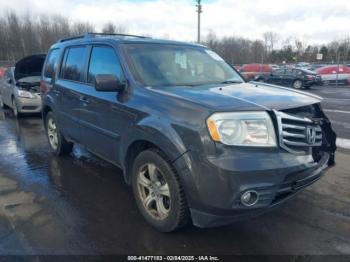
88, 46, 123, 85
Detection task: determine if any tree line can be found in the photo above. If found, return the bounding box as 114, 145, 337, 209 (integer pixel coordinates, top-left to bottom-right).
203, 31, 350, 65
0, 10, 349, 66
0, 11, 126, 61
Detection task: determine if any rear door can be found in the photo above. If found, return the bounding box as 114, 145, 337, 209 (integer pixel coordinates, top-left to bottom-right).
55, 46, 89, 143
78, 45, 126, 164
42, 48, 61, 107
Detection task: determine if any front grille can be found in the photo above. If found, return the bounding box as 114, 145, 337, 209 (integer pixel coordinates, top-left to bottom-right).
274, 110, 322, 154
22, 106, 38, 110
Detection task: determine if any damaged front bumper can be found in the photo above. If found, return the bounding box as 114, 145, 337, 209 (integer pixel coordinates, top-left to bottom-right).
173, 106, 337, 228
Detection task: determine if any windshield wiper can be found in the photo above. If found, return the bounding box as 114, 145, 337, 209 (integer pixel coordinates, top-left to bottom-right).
220, 80, 243, 84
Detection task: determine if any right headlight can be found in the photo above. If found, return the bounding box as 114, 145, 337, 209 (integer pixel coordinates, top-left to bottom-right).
17, 90, 35, 99
207, 111, 277, 147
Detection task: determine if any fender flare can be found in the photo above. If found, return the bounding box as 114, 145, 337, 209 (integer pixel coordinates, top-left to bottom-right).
120, 116, 188, 182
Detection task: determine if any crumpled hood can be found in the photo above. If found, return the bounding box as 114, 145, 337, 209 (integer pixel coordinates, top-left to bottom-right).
15, 54, 46, 81
149, 82, 322, 111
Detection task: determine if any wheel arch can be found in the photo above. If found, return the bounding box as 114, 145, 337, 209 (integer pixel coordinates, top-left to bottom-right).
121, 121, 188, 184
42, 105, 52, 128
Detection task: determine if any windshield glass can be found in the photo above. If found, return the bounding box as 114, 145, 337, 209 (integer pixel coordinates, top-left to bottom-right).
124, 44, 244, 87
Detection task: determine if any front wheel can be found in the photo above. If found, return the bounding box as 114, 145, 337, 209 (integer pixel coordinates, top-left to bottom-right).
131, 149, 190, 232
45, 111, 73, 156
292, 79, 303, 89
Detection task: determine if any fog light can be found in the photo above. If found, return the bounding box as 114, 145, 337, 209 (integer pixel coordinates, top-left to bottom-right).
240, 190, 259, 206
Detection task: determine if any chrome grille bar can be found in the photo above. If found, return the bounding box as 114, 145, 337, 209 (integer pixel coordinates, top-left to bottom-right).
274, 110, 323, 154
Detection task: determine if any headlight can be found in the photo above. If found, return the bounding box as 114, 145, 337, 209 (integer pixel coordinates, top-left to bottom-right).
207, 111, 277, 147
17, 90, 35, 99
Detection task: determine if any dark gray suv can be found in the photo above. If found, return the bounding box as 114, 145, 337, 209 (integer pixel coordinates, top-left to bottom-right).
41, 33, 337, 232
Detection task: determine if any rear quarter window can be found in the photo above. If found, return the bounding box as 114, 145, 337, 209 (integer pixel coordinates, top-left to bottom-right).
44, 49, 60, 79
61, 46, 86, 82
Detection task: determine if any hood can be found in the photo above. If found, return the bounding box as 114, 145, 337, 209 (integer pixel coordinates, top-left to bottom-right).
15, 54, 46, 81
149, 82, 321, 111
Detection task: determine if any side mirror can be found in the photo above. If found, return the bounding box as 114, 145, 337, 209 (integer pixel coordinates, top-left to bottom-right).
95, 74, 126, 92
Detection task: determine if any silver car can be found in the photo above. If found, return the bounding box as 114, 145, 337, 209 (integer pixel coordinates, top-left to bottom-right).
0, 54, 45, 117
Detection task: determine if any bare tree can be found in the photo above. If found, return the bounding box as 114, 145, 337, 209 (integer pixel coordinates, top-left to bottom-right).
263, 31, 279, 62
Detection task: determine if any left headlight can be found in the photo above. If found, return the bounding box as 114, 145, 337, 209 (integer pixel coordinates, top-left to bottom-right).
207, 111, 277, 147
17, 90, 35, 99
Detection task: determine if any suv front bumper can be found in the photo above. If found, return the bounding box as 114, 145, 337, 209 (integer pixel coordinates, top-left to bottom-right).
174, 149, 331, 228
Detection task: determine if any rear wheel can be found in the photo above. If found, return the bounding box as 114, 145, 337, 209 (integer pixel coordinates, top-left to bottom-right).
292, 79, 303, 89
131, 149, 190, 232
45, 111, 73, 156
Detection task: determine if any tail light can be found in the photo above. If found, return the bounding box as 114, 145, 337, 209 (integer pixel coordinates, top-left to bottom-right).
40, 80, 48, 94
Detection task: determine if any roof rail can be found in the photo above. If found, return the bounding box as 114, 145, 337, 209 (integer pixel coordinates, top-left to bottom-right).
58, 34, 87, 43
86, 32, 150, 39
57, 32, 150, 43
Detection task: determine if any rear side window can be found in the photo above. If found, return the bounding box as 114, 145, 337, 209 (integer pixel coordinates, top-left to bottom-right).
61, 46, 86, 82
87, 46, 123, 84
44, 49, 60, 79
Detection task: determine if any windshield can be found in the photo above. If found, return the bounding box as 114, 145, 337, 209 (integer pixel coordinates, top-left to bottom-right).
124, 44, 244, 87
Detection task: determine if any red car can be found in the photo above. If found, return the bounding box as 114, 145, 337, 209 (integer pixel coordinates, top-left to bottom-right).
316, 65, 350, 85
239, 63, 272, 81
0, 67, 6, 79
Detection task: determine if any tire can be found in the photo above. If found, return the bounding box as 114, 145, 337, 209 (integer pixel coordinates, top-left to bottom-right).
131, 149, 190, 232
45, 111, 73, 156
292, 79, 303, 89
12, 98, 21, 118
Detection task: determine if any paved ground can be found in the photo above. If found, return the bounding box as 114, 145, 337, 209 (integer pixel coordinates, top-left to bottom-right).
0, 86, 349, 255
307, 86, 350, 142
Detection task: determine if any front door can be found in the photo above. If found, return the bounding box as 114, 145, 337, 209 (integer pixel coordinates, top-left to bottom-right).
78, 45, 127, 165
267, 69, 284, 85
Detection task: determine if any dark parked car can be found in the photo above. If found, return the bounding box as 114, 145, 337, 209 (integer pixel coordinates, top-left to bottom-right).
41, 33, 337, 232
254, 68, 322, 89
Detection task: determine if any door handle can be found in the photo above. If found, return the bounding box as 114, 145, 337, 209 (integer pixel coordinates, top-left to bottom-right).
80, 96, 90, 105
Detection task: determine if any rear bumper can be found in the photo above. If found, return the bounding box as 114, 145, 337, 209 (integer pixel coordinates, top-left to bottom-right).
16, 97, 42, 113
174, 148, 331, 228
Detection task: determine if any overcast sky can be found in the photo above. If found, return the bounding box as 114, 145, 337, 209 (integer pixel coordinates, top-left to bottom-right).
1, 0, 349, 44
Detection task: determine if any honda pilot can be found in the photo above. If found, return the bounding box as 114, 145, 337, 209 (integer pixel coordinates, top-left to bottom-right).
41, 33, 337, 232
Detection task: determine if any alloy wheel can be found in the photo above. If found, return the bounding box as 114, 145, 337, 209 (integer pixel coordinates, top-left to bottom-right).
137, 163, 171, 220
293, 80, 303, 89
47, 117, 58, 150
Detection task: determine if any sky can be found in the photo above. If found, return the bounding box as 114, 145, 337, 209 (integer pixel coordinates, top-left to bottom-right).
0, 0, 349, 45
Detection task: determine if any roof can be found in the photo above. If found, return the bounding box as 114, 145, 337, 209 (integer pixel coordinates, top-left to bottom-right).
52, 32, 205, 49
